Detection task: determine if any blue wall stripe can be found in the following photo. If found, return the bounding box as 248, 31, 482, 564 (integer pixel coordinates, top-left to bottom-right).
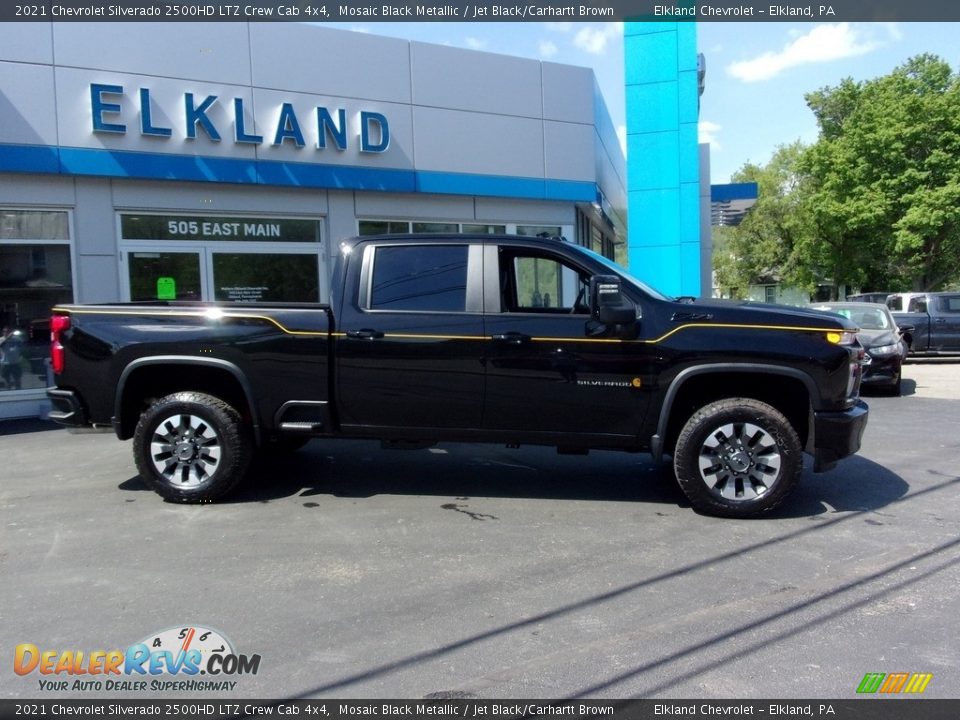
0, 143, 597, 203
545, 179, 597, 202
0, 144, 60, 174
59, 147, 258, 184
257, 160, 415, 192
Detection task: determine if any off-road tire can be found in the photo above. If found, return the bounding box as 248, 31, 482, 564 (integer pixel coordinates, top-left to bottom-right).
133, 391, 252, 503
674, 398, 803, 518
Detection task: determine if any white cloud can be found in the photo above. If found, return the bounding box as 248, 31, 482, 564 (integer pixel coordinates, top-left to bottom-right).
538, 40, 558, 59
545, 22, 573, 33
574, 27, 607, 55
573, 23, 621, 56
699, 120, 721, 150
465, 37, 486, 51
726, 23, 880, 83
616, 125, 627, 156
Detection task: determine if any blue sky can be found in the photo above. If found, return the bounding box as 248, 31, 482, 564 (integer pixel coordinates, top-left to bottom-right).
328, 21, 960, 184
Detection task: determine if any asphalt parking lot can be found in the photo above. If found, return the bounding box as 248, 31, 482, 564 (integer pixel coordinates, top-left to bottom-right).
2, 362, 959, 701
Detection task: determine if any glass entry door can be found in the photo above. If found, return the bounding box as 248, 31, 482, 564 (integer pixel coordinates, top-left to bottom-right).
122, 246, 322, 303
125, 248, 204, 302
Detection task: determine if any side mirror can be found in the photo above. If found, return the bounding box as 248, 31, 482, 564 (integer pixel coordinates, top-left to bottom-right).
898, 324, 915, 336
590, 274, 637, 326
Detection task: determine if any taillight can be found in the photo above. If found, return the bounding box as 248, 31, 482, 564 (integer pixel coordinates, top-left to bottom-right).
50, 313, 70, 374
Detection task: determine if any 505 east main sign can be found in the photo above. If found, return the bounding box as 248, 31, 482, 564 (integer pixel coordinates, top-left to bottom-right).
89, 83, 390, 153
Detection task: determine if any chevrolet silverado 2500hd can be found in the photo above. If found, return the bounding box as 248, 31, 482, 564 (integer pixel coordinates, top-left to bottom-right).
47, 235, 868, 518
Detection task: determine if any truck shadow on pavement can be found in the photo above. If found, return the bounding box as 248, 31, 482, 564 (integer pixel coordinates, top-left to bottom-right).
119, 440, 909, 519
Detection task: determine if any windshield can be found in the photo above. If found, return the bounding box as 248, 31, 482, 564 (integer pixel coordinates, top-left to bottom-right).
569, 244, 674, 302
817, 306, 892, 330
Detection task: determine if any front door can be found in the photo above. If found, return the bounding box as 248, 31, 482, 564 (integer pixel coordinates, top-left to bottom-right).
482, 244, 649, 442
933, 294, 960, 351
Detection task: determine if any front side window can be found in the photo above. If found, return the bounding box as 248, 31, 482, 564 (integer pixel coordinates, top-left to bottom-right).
501, 251, 588, 314
370, 245, 468, 313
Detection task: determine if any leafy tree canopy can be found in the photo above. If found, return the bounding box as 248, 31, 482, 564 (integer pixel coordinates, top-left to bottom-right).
714, 54, 960, 296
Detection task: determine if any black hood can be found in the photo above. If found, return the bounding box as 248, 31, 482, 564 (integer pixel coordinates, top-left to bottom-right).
670, 298, 857, 331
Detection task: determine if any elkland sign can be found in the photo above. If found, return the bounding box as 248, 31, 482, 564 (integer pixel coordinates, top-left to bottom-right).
89, 83, 391, 153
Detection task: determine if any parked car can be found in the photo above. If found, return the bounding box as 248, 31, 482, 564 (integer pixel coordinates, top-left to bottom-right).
886, 292, 960, 354
810, 302, 906, 395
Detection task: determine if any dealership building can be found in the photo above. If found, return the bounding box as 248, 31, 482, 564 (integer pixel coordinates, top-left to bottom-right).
0, 22, 627, 419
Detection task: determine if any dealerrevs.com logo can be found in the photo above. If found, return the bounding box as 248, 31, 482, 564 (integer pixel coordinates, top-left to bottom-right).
14, 625, 261, 692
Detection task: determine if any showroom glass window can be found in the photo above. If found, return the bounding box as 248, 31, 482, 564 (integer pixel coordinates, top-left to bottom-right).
358, 220, 508, 236
119, 214, 323, 303
0, 210, 73, 394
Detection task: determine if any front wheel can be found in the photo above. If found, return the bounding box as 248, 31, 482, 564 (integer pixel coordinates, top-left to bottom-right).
133, 391, 252, 503
673, 398, 803, 518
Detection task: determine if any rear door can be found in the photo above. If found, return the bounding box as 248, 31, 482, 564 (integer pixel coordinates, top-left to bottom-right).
335, 240, 486, 431
481, 243, 649, 443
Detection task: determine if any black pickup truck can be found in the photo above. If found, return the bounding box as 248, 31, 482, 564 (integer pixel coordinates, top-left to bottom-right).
47, 235, 868, 518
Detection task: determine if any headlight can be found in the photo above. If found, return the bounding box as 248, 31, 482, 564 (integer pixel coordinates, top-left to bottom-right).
826, 331, 858, 345
869, 343, 900, 356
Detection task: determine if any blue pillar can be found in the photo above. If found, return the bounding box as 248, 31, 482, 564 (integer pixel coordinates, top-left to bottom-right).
625, 22, 701, 297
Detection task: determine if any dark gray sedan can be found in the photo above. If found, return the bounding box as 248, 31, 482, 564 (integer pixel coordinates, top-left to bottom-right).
810, 302, 907, 395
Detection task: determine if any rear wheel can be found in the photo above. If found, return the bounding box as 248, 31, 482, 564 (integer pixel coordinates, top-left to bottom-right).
673, 398, 803, 518
133, 391, 251, 503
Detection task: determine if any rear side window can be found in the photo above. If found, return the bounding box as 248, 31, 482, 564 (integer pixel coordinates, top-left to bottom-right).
908, 297, 927, 313
943, 295, 960, 313
370, 245, 468, 312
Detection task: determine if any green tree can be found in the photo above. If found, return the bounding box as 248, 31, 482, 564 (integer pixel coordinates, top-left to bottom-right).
713, 142, 814, 298
803, 54, 960, 291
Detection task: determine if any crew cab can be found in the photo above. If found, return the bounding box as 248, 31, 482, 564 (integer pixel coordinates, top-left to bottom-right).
47, 235, 868, 518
